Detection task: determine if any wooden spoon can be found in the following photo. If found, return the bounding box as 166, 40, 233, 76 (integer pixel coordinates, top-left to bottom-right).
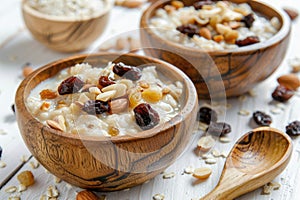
201, 127, 293, 200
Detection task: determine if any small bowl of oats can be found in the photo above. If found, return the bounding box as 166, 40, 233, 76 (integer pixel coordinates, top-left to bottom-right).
15, 53, 198, 191
140, 0, 291, 98
22, 0, 112, 52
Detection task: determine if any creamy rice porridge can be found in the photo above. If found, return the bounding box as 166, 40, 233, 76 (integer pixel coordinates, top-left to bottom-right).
149, 0, 281, 50
26, 62, 183, 136
27, 0, 106, 19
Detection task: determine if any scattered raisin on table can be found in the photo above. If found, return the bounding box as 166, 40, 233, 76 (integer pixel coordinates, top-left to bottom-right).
176, 24, 198, 38
58, 76, 85, 95
134, 103, 160, 130
241, 13, 255, 28
286, 121, 300, 136
113, 63, 142, 81
252, 111, 272, 126
235, 36, 260, 47
82, 100, 110, 115
98, 76, 115, 88
193, 0, 214, 10
272, 85, 294, 102
207, 122, 231, 137
197, 107, 218, 124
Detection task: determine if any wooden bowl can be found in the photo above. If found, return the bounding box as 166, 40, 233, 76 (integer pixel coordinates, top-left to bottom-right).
22, 0, 112, 52
140, 0, 291, 98
15, 53, 198, 191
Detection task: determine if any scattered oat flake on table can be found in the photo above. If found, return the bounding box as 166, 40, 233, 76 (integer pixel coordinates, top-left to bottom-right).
162, 172, 175, 179
219, 137, 231, 143
238, 95, 247, 101
8, 196, 20, 200
289, 57, 300, 73
238, 109, 250, 116
201, 153, 214, 160
29, 160, 40, 169
54, 176, 62, 184
153, 193, 165, 200
0, 160, 7, 168
197, 135, 215, 152
270, 107, 282, 114
47, 185, 59, 198
20, 155, 30, 163
198, 122, 208, 131
18, 184, 27, 192
261, 181, 281, 195
212, 149, 221, 157
5, 186, 17, 193
184, 166, 194, 174
248, 89, 257, 97
220, 151, 228, 158
205, 158, 217, 165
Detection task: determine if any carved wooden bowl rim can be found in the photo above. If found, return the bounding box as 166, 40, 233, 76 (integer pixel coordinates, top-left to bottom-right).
140, 0, 291, 55
22, 0, 113, 22
16, 53, 198, 143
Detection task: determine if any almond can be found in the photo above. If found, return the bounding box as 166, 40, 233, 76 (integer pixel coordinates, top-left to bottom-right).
193, 167, 212, 179
46, 120, 64, 132
277, 74, 300, 90
76, 190, 99, 200
109, 98, 128, 114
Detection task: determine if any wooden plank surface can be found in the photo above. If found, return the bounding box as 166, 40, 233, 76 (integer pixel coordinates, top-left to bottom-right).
0, 0, 300, 199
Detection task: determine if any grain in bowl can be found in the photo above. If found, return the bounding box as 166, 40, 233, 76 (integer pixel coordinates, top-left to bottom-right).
149, 0, 281, 51
26, 61, 183, 136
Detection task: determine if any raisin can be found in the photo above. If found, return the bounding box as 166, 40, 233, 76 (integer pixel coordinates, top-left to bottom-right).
11, 104, 15, 113
58, 76, 85, 95
82, 100, 110, 115
272, 85, 294, 102
207, 122, 231, 136
252, 111, 272, 126
197, 107, 218, 124
193, 0, 214, 10
286, 121, 300, 136
98, 76, 115, 88
176, 24, 198, 38
241, 13, 255, 28
235, 36, 260, 47
113, 63, 142, 81
0, 145, 2, 159
134, 103, 160, 130
40, 89, 58, 99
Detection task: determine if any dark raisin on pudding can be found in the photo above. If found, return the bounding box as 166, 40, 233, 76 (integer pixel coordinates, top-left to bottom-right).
197, 107, 218, 124
82, 100, 110, 115
113, 63, 142, 81
241, 13, 255, 28
58, 76, 85, 95
252, 111, 272, 126
134, 103, 160, 130
286, 121, 300, 136
98, 76, 115, 88
176, 24, 198, 38
235, 36, 260, 47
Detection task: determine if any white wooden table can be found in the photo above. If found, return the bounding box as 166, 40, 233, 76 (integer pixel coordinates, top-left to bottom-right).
0, 0, 300, 199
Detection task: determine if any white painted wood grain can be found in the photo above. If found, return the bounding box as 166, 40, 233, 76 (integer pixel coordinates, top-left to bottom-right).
0, 0, 300, 199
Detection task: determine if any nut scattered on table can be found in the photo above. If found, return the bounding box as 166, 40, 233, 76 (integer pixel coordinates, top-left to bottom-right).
76, 190, 99, 200
277, 74, 300, 90
193, 167, 212, 179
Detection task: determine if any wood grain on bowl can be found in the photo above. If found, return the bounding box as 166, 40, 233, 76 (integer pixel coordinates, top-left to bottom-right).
15, 53, 198, 191
22, 0, 111, 52
140, 0, 291, 98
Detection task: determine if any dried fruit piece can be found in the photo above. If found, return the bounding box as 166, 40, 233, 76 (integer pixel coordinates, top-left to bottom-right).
40, 89, 58, 100
176, 24, 198, 37
197, 107, 218, 124
286, 121, 300, 136
142, 88, 163, 103
113, 63, 142, 81
17, 171, 35, 187
207, 122, 231, 136
236, 36, 260, 47
98, 76, 115, 88
193, 0, 213, 10
252, 111, 272, 126
193, 167, 212, 179
283, 8, 299, 21
241, 13, 255, 28
134, 103, 160, 130
58, 76, 85, 95
272, 85, 294, 102
129, 90, 142, 108
76, 190, 99, 200
197, 135, 215, 152
277, 74, 300, 90
82, 100, 110, 115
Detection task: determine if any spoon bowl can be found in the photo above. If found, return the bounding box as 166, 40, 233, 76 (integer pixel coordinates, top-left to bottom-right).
201, 127, 293, 199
